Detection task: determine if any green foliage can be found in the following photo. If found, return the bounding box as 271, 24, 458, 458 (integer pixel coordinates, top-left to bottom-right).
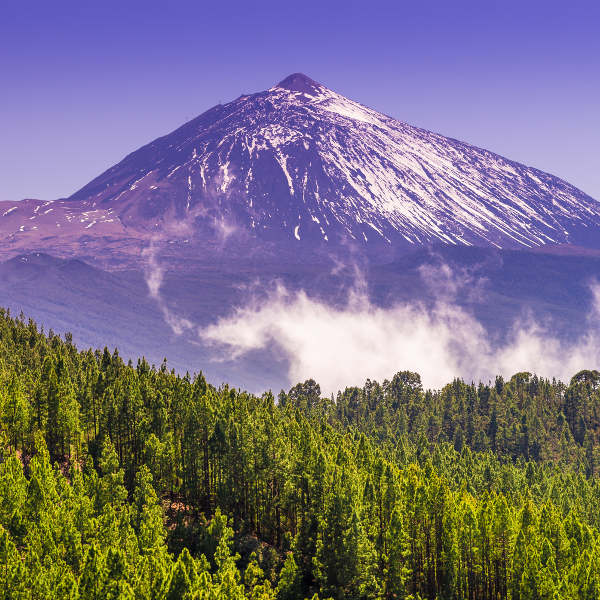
2, 308, 600, 598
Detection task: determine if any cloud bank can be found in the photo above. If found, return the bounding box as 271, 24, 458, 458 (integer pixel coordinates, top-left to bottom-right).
201, 280, 600, 394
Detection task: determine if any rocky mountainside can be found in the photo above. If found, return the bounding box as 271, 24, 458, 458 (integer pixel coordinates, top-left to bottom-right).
1, 73, 599, 267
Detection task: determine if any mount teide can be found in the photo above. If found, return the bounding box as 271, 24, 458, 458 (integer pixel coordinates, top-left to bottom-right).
1, 74, 600, 389
1, 73, 599, 268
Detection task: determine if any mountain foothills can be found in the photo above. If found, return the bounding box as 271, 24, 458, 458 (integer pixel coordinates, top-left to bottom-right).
2, 309, 600, 598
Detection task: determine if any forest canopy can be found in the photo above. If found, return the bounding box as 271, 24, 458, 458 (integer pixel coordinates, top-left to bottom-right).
1, 307, 600, 599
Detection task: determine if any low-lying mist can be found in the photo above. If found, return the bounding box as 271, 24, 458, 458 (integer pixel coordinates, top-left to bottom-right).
142, 223, 600, 394
200, 275, 600, 394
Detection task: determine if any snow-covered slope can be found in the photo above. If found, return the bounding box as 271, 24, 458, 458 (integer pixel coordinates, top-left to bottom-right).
1, 73, 599, 261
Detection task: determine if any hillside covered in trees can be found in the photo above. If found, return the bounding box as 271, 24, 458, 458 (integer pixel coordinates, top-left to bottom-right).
1, 307, 600, 598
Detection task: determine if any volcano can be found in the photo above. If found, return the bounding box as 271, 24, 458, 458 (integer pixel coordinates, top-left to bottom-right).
1, 74, 600, 390
1, 73, 599, 267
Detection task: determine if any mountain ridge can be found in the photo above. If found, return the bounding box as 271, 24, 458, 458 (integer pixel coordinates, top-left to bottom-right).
0, 73, 598, 267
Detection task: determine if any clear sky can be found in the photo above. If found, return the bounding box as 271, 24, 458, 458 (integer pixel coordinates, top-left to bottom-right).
1, 0, 598, 201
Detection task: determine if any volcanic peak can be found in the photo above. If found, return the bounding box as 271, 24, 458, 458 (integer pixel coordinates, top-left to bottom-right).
275, 72, 323, 95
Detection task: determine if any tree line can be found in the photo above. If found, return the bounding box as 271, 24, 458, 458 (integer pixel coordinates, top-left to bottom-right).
1, 308, 600, 598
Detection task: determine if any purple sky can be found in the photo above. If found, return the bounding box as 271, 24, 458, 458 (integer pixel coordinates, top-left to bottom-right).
1, 0, 599, 201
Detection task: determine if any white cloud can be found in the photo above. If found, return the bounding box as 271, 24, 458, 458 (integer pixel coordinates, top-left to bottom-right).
200, 275, 600, 394
142, 238, 194, 336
